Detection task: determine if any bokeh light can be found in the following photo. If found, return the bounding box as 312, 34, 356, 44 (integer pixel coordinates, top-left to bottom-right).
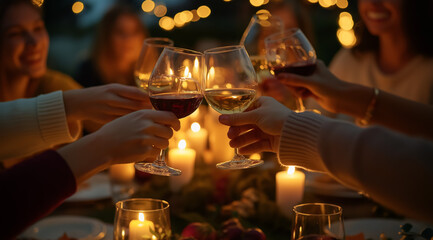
197, 5, 211, 18
153, 5, 167, 17
339, 12, 354, 30
159, 16, 175, 31
336, 0, 349, 9
174, 12, 186, 27
32, 0, 44, 7
250, 0, 264, 7
141, 0, 155, 13
337, 29, 356, 48
191, 10, 200, 22
72, 1, 84, 14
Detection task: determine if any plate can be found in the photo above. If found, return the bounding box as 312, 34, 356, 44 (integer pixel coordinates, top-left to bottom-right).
344, 218, 432, 240
305, 172, 362, 198
20, 215, 107, 240
66, 173, 111, 202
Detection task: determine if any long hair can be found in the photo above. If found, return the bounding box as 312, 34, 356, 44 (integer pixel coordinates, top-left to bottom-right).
352, 0, 433, 57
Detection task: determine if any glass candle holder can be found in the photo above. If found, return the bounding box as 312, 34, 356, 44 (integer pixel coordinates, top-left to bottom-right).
114, 198, 171, 240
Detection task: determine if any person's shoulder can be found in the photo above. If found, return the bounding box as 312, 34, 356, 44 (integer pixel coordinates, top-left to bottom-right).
41, 69, 82, 91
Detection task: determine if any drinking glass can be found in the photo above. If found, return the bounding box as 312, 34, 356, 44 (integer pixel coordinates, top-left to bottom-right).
265, 28, 317, 112
240, 11, 284, 83
135, 47, 203, 176
203, 45, 264, 169
134, 38, 174, 92
292, 203, 345, 240
114, 198, 171, 240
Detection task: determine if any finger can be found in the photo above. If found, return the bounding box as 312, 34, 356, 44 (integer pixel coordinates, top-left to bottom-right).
143, 124, 174, 139
229, 128, 266, 148
109, 84, 149, 101
141, 135, 170, 149
237, 140, 273, 155
277, 73, 313, 88
227, 124, 256, 139
107, 95, 149, 111
218, 111, 258, 127
139, 110, 181, 131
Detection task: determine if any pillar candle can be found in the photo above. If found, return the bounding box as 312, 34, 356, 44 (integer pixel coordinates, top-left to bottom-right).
206, 107, 233, 164
187, 122, 208, 156
129, 213, 155, 240
276, 166, 305, 217
169, 139, 196, 192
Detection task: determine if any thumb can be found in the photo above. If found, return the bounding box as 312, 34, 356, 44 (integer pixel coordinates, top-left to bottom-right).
219, 111, 258, 126
277, 73, 311, 88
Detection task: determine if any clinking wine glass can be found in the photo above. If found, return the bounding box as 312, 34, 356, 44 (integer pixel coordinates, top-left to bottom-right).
134, 47, 203, 176
203, 45, 264, 170
265, 28, 317, 112
134, 38, 174, 92
292, 203, 345, 240
240, 11, 284, 83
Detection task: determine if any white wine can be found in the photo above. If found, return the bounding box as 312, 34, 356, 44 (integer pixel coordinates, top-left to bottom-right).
205, 88, 256, 114
134, 72, 150, 91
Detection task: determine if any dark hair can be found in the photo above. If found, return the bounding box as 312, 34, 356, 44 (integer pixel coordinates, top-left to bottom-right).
91, 4, 148, 62
353, 0, 433, 57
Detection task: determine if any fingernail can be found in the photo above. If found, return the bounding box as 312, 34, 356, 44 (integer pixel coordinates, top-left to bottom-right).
219, 115, 229, 123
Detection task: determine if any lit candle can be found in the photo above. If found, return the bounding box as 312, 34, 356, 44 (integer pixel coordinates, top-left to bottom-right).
206, 107, 233, 164
187, 122, 208, 156
109, 163, 135, 183
129, 212, 155, 240
169, 139, 196, 192
276, 166, 305, 217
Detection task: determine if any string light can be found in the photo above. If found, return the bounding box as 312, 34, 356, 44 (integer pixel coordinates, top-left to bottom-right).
153, 5, 167, 17
159, 16, 175, 31
72, 1, 84, 14
336, 0, 348, 9
197, 5, 211, 18
337, 29, 356, 48
250, 0, 264, 7
141, 0, 155, 13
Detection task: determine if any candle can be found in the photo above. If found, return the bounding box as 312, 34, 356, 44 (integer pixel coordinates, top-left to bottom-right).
187, 122, 208, 156
276, 166, 305, 217
129, 212, 155, 240
206, 107, 233, 164
109, 163, 135, 183
169, 139, 196, 192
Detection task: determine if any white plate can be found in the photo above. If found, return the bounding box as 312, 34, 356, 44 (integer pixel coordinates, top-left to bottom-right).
344, 218, 432, 240
66, 173, 111, 202
305, 172, 362, 198
20, 215, 107, 240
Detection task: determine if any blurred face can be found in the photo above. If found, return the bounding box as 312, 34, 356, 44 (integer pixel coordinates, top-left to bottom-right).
110, 15, 145, 63
358, 0, 403, 36
1, 3, 49, 78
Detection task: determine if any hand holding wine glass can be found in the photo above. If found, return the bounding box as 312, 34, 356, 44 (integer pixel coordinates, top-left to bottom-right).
265, 28, 317, 112
134, 38, 174, 92
203, 45, 264, 169
135, 47, 203, 176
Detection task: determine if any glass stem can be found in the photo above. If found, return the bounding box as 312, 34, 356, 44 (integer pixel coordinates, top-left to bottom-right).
233, 148, 244, 161
153, 149, 167, 167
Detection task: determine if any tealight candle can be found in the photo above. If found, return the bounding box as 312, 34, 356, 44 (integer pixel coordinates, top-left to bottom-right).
276, 166, 305, 217
187, 122, 208, 156
129, 212, 155, 240
169, 139, 196, 192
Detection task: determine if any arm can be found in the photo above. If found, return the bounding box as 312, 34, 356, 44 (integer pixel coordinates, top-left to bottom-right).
278, 60, 433, 140
279, 111, 433, 223
0, 91, 80, 162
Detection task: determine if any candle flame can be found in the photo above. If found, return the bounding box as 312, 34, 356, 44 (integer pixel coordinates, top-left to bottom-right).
194, 57, 199, 70
226, 83, 233, 88
184, 66, 190, 78
191, 122, 201, 132
138, 212, 145, 222
169, 68, 174, 75
287, 166, 295, 175
178, 139, 187, 150
208, 67, 215, 80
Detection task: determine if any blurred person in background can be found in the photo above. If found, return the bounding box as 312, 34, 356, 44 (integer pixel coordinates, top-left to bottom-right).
75, 4, 148, 87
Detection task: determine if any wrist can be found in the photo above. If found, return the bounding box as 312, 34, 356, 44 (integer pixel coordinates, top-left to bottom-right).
335, 83, 373, 118
63, 89, 82, 122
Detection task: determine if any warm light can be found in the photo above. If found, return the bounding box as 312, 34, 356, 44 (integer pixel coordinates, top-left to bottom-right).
191, 10, 200, 22
337, 29, 357, 48
319, 0, 333, 8
250, 153, 261, 160
141, 0, 155, 13
224, 0, 232, 2
152, 236, 157, 240
138, 212, 145, 222
336, 0, 348, 9
182, 10, 194, 22
169, 68, 174, 75
194, 57, 199, 70
191, 122, 201, 132
308, 0, 319, 3
256, 9, 270, 18
263, 0, 270, 4
178, 139, 187, 150
339, 12, 354, 30
154, 5, 167, 17
159, 16, 175, 31
250, 0, 264, 7
184, 66, 191, 78
197, 5, 211, 18
174, 12, 186, 27
32, 0, 44, 7
287, 166, 296, 175
72, 1, 84, 14
226, 83, 233, 88
190, 108, 200, 119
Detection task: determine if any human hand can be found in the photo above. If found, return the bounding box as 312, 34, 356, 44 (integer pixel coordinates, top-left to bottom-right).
260, 77, 298, 110
218, 96, 292, 154
63, 83, 152, 124
277, 60, 350, 113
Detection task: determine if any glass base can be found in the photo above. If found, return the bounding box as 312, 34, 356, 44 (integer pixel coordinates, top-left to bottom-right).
216, 158, 264, 170
135, 162, 181, 176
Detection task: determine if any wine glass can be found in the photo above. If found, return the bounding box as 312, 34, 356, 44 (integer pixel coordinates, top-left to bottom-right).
264, 28, 317, 112
240, 11, 284, 83
292, 203, 345, 240
114, 198, 171, 240
135, 47, 203, 176
203, 45, 264, 170
134, 38, 174, 92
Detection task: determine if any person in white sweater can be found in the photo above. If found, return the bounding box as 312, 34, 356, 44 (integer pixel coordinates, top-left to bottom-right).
218, 96, 433, 223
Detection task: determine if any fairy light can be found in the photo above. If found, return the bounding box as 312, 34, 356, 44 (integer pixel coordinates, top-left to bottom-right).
250, 0, 264, 7
141, 0, 155, 13
174, 12, 186, 27
197, 5, 211, 18
72, 1, 84, 14
159, 16, 175, 31
336, 0, 348, 9
154, 5, 167, 17
339, 12, 354, 30
191, 10, 200, 22
337, 29, 356, 48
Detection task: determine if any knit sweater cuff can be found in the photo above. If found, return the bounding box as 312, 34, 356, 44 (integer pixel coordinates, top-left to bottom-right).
278, 111, 327, 172
37, 91, 80, 145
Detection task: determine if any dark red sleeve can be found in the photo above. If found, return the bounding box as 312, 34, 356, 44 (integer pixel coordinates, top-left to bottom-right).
0, 150, 77, 239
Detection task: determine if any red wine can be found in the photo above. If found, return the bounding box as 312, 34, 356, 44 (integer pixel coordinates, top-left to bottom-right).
298, 235, 340, 240
271, 62, 316, 76
150, 93, 203, 119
